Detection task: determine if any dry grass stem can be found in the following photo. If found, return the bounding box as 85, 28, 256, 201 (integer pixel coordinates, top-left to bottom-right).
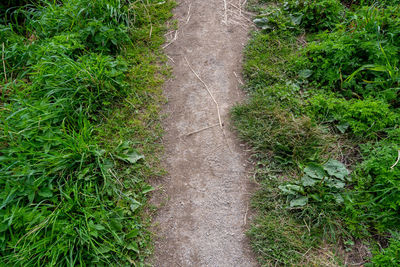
162, 30, 178, 49
2, 43, 7, 83
185, 3, 192, 24
223, 0, 228, 24
166, 55, 175, 63
391, 149, 400, 169
243, 202, 249, 225
233, 71, 244, 85
184, 56, 223, 130
227, 6, 253, 23
184, 123, 221, 137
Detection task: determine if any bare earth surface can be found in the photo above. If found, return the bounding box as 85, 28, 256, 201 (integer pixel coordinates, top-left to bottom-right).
151, 1, 257, 266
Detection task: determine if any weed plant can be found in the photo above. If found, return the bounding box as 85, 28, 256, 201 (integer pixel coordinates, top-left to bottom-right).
0, 0, 174, 265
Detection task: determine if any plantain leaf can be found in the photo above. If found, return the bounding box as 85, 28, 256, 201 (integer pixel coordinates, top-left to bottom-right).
290, 196, 308, 207
323, 159, 349, 180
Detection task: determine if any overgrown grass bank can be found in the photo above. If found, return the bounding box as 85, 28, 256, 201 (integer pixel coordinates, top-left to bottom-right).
0, 0, 174, 265
234, 0, 400, 265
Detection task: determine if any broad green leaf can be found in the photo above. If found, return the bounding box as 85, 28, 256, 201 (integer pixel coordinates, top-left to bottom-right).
290, 196, 308, 207
142, 185, 154, 194
38, 187, 53, 198
304, 164, 325, 180
279, 184, 303, 195
126, 151, 144, 164
326, 179, 346, 189
334, 193, 344, 204
116, 151, 144, 164
126, 229, 139, 239
301, 175, 318, 187
110, 219, 123, 232
97, 246, 111, 254
126, 242, 139, 253
253, 17, 269, 27
323, 159, 349, 180
298, 69, 313, 79
93, 224, 105, 231
290, 13, 303, 25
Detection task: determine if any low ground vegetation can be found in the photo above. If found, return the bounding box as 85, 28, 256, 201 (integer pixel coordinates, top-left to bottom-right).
234, 0, 400, 265
0, 0, 173, 265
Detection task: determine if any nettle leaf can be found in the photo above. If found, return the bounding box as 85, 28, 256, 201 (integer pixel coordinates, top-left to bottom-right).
301, 175, 318, 187
290, 196, 308, 207
323, 159, 349, 180
304, 164, 325, 180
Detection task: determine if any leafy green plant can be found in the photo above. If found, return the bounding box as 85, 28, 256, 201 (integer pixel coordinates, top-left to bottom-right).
232, 101, 327, 167
0, 0, 174, 265
283, 0, 344, 32
371, 232, 400, 266
309, 94, 398, 137
346, 45, 400, 103
345, 139, 400, 234
279, 159, 350, 208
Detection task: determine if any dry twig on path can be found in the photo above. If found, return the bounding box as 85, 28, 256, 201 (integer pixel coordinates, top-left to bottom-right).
184, 56, 233, 153
185, 3, 192, 24
233, 71, 243, 85
243, 203, 249, 226
183, 123, 221, 137
184, 56, 223, 130
162, 30, 178, 49
223, 0, 228, 24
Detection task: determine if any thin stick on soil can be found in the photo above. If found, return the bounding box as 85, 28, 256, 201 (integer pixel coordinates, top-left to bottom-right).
223, 0, 228, 24
2, 43, 7, 83
243, 203, 249, 226
185, 3, 191, 24
184, 56, 223, 130
162, 30, 178, 49
228, 2, 253, 18
184, 123, 221, 137
391, 150, 400, 169
166, 55, 175, 63
184, 56, 233, 153
233, 71, 243, 85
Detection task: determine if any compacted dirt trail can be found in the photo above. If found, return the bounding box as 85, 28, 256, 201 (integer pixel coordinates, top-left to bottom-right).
151, 1, 257, 266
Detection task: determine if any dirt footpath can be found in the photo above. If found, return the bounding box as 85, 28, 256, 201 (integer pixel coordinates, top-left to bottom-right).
151, 1, 257, 266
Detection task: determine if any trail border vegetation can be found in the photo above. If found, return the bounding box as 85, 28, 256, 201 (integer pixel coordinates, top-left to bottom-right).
0, 0, 174, 265
233, 0, 400, 265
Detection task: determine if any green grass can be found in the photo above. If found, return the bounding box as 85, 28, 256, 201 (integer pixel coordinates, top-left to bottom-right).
0, 0, 174, 265
234, 0, 400, 265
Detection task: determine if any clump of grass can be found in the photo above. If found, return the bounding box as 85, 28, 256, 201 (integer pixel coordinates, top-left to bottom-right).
0, 0, 174, 265
232, 100, 328, 167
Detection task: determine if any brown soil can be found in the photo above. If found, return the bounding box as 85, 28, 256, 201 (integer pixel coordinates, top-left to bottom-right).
150, 1, 258, 266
